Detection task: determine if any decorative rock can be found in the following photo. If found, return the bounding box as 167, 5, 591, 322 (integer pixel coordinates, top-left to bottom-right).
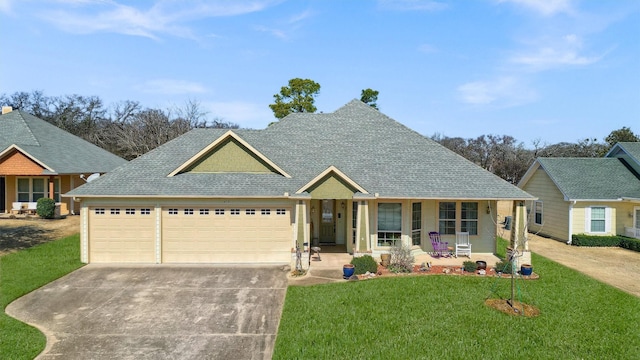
478, 269, 486, 275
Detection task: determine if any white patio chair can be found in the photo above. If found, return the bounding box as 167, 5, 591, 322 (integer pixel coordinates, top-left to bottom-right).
455, 232, 471, 258
27, 202, 38, 215
11, 202, 23, 214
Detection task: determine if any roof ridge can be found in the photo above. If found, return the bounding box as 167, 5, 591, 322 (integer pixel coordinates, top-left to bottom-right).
4, 110, 41, 146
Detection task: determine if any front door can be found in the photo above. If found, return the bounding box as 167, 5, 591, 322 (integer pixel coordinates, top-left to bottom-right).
319, 199, 335, 244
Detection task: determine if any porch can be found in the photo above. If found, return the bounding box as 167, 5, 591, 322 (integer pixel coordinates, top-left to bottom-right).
307, 247, 501, 270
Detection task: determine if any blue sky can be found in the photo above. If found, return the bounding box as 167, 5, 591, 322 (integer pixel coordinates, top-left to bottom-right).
1, 0, 638, 147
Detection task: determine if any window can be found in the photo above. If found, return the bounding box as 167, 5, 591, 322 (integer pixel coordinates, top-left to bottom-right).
534, 201, 543, 225
214, 209, 224, 215
110, 208, 120, 215
461, 202, 478, 235
412, 202, 422, 245
200, 208, 210, 215
168, 208, 178, 215
230, 209, 240, 215
32, 179, 45, 201
438, 202, 456, 235
246, 209, 256, 215
125, 208, 136, 215
140, 208, 151, 215
17, 178, 49, 202
589, 207, 606, 233
17, 178, 30, 202
276, 208, 286, 215
261, 209, 271, 215
94, 208, 105, 215
184, 208, 194, 215
378, 203, 402, 247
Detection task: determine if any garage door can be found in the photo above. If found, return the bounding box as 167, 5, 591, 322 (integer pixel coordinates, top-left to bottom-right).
162, 206, 292, 263
89, 207, 156, 263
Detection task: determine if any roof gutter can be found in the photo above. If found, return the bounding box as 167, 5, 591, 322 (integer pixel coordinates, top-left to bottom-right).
567, 200, 576, 245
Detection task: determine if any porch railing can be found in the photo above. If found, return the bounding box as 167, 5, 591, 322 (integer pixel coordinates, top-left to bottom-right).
624, 227, 640, 239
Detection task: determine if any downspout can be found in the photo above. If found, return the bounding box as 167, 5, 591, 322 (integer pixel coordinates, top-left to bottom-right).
567, 200, 576, 245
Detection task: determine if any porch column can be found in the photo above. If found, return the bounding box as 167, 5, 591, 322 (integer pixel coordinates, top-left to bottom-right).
48, 176, 55, 200
510, 200, 531, 268
356, 200, 370, 253
290, 193, 311, 270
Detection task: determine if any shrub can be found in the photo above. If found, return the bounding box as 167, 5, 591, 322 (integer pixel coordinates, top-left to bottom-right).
620, 237, 640, 252
36, 198, 56, 219
571, 234, 621, 247
350, 255, 378, 275
463, 261, 478, 273
494, 260, 514, 274
388, 244, 414, 273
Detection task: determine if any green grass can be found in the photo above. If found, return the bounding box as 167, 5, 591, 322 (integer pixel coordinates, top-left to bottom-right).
274, 251, 640, 359
0, 235, 84, 359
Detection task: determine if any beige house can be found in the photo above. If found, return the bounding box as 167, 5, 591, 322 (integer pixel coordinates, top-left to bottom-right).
0, 107, 126, 216
67, 100, 534, 266
518, 142, 640, 243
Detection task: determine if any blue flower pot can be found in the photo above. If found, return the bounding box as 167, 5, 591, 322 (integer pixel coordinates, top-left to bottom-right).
343, 264, 355, 279
520, 264, 533, 276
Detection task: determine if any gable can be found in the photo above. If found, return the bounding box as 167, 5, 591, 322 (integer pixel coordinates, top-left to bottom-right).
0, 148, 47, 175
185, 137, 277, 174
306, 173, 359, 199
169, 130, 291, 178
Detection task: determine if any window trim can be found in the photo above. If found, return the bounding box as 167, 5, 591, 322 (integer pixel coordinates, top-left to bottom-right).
460, 202, 478, 236
534, 201, 543, 225
377, 202, 402, 247
17, 177, 57, 202
585, 206, 611, 234
411, 202, 422, 246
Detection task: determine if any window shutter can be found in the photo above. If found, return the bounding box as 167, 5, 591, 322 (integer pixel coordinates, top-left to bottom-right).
584, 207, 591, 233
605, 207, 612, 233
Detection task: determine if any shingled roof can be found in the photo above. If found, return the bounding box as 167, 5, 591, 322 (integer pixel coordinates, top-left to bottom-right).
0, 110, 127, 174
529, 157, 640, 201
67, 100, 534, 200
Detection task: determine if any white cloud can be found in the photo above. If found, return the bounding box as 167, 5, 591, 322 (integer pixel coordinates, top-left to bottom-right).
377, 0, 447, 11
509, 34, 606, 71
254, 25, 288, 40
37, 0, 281, 39
204, 101, 273, 129
457, 77, 537, 107
497, 0, 574, 16
134, 79, 208, 95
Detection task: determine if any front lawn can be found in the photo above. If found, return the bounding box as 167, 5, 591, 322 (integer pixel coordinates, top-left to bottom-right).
0, 234, 84, 360
274, 252, 640, 359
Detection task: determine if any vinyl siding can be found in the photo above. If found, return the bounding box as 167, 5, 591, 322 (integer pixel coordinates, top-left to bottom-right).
573, 202, 632, 236
521, 168, 570, 241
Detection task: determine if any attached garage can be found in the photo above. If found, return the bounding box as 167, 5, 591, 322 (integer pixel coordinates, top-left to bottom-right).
88, 206, 156, 263
161, 206, 293, 263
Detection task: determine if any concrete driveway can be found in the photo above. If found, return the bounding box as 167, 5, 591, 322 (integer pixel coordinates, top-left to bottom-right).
6, 265, 288, 360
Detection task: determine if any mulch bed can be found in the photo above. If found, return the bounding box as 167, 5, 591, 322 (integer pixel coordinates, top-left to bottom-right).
358, 264, 539, 280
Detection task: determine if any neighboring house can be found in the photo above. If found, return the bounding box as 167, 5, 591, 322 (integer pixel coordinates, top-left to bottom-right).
66, 100, 534, 265
0, 107, 127, 216
518, 142, 640, 243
